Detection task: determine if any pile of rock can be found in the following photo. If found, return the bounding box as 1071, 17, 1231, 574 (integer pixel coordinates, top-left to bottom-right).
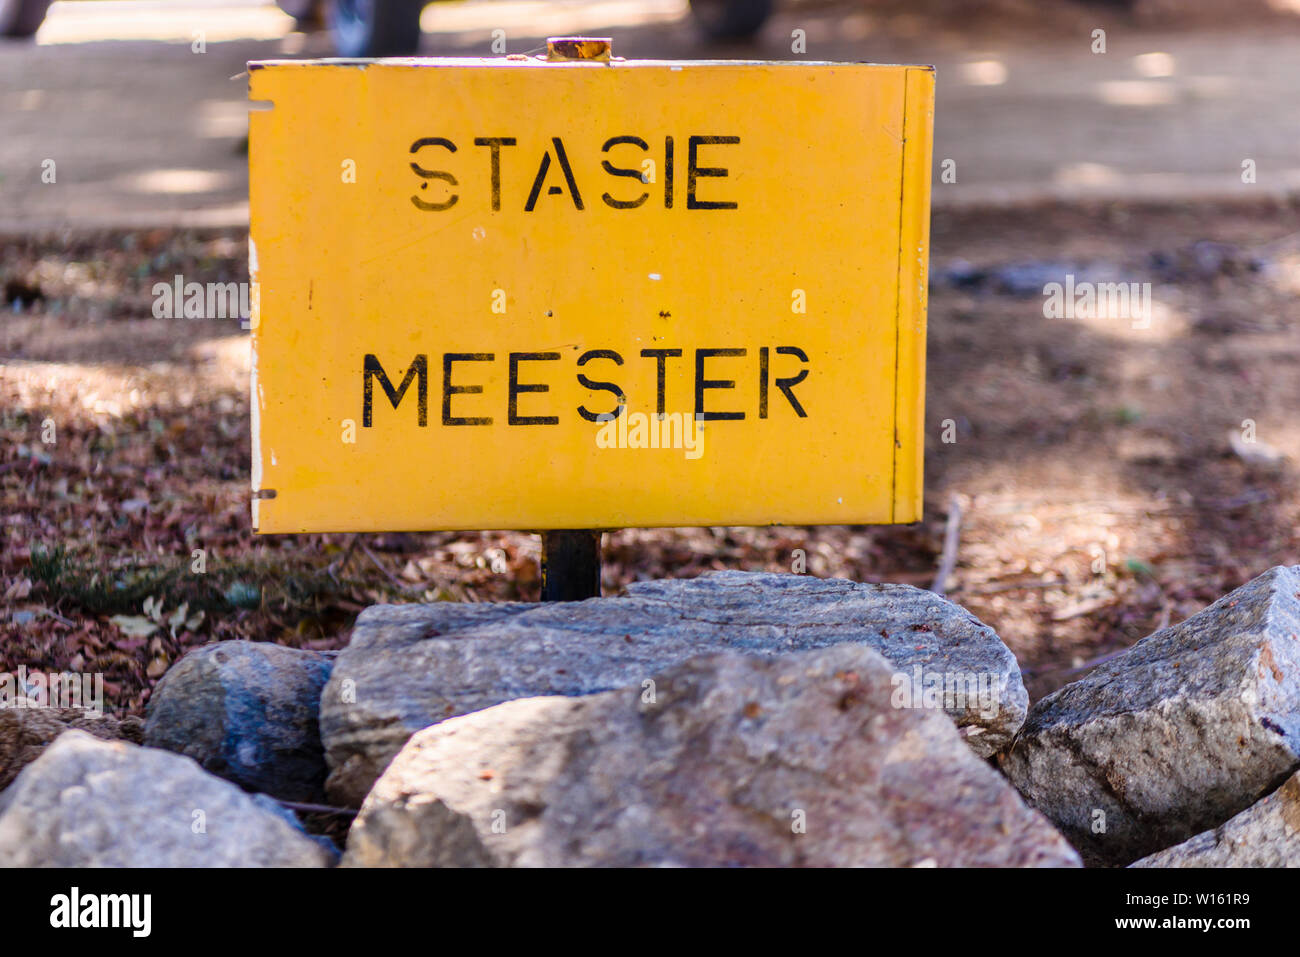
3, 566, 1299, 867
318, 572, 1030, 805
1000, 564, 1300, 866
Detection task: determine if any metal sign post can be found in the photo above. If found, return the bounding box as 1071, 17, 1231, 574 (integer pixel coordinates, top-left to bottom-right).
540, 528, 602, 601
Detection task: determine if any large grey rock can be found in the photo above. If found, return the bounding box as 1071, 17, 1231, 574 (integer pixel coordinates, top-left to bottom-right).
1, 706, 142, 791
145, 641, 333, 802
322, 571, 1028, 805
0, 731, 335, 867
1001, 565, 1300, 866
1133, 772, 1300, 867
343, 645, 1078, 867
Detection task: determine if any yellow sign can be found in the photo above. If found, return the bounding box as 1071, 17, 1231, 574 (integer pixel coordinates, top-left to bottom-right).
248, 57, 934, 532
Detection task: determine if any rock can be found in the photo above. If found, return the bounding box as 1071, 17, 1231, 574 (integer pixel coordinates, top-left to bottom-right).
1132, 772, 1300, 867
0, 731, 335, 867
343, 798, 496, 868
145, 640, 333, 802
322, 571, 1028, 805
1000, 565, 1300, 866
0, 706, 143, 791
342, 646, 1078, 867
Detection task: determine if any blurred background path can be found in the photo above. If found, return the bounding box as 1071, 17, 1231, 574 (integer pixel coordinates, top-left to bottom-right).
3, 0, 1300, 229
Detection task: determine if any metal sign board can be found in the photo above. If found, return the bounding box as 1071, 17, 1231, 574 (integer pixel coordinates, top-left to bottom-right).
248, 56, 934, 532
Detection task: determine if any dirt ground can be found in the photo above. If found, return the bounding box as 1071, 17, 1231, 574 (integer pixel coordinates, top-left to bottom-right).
5, 194, 1300, 710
